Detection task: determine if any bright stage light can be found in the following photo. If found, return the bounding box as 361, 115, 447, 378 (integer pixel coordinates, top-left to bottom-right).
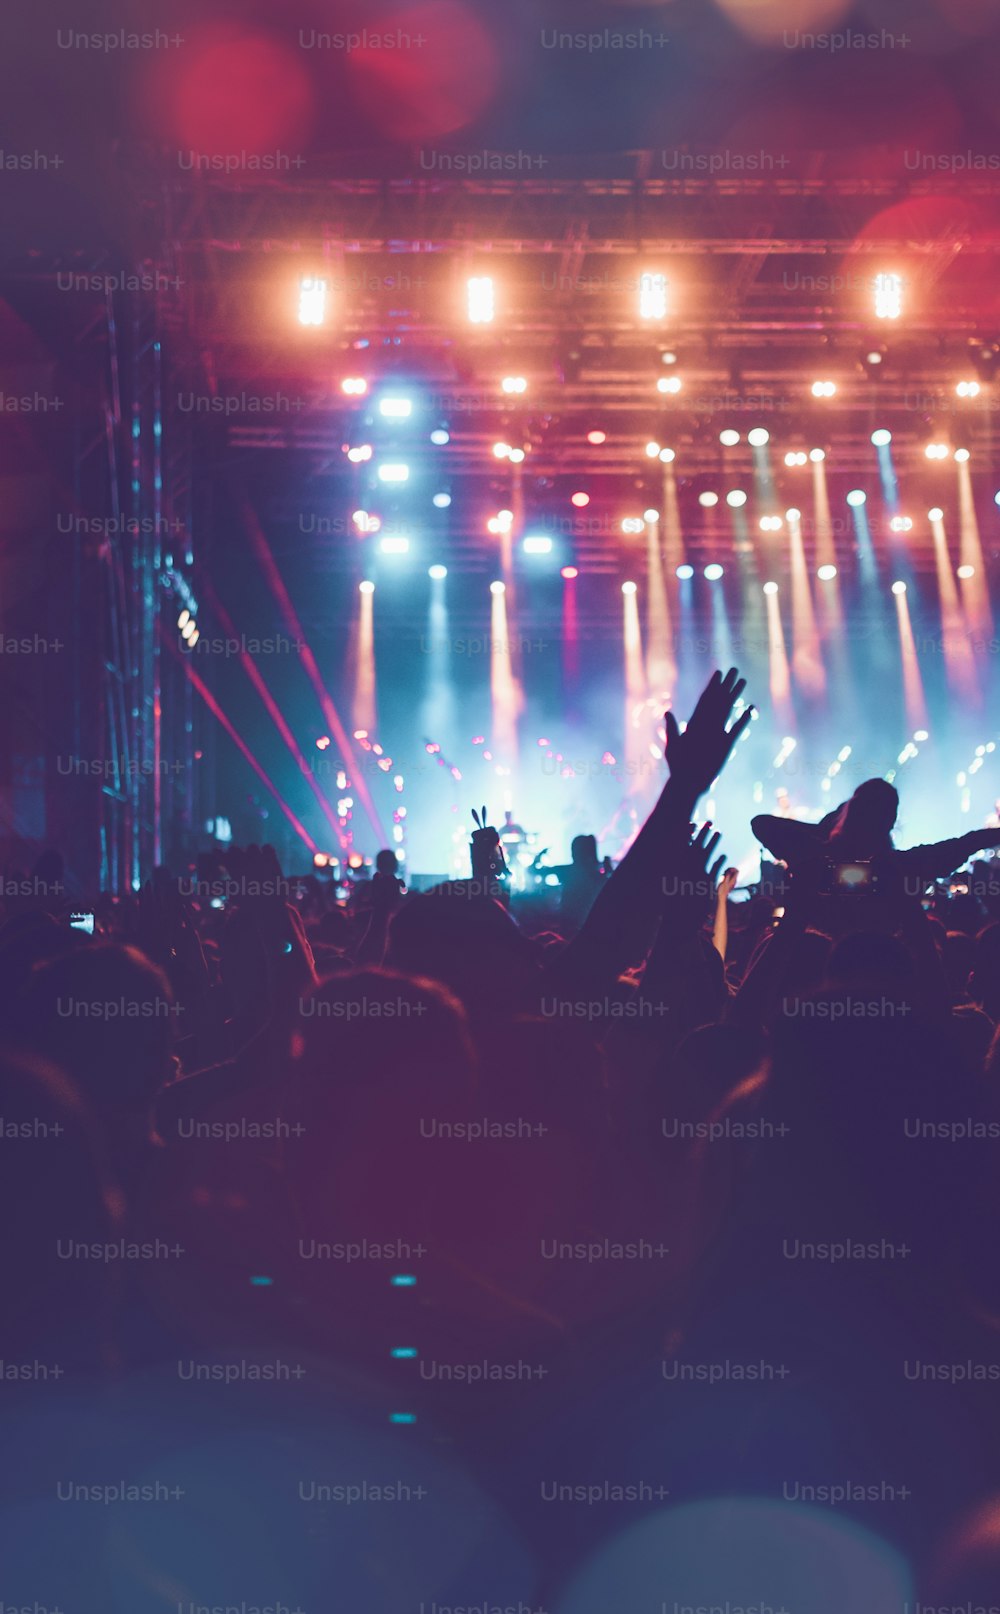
784, 451, 807, 467
359, 580, 375, 594
177, 609, 190, 630
493, 442, 511, 459
874, 272, 903, 320
890, 516, 913, 533
704, 563, 724, 581
571, 492, 590, 507
811, 380, 837, 397
490, 581, 505, 597
523, 536, 553, 554
698, 491, 719, 507
719, 429, 740, 446
430, 428, 450, 445
957, 564, 976, 579
925, 443, 949, 460
928, 507, 944, 522
995, 491, 1000, 506
297, 276, 327, 327
341, 377, 368, 396
621, 580, 638, 595
659, 447, 676, 463
955, 448, 971, 462
676, 564, 694, 580
379, 536, 410, 554
621, 517, 644, 534
817, 564, 838, 581
432, 492, 451, 508
891, 580, 907, 595
352, 510, 381, 533
467, 276, 495, 324
378, 397, 412, 419
809, 448, 826, 462
956, 380, 981, 398
428, 564, 447, 579
726, 489, 747, 508
587, 430, 607, 444
759, 516, 782, 532
638, 271, 667, 320
378, 463, 409, 482
643, 507, 660, 522
347, 445, 373, 463
508, 448, 525, 463
561, 565, 579, 579
762, 580, 779, 595
657, 376, 682, 394
785, 508, 801, 521
501, 376, 527, 394
871, 429, 892, 447
847, 489, 867, 506
748, 428, 770, 447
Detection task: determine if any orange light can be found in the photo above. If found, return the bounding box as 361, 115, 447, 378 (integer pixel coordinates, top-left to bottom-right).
561, 566, 579, 579
571, 492, 590, 508
587, 430, 607, 445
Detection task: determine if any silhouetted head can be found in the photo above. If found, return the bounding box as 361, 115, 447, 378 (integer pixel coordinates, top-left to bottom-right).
827, 778, 899, 853
571, 834, 598, 868
375, 848, 398, 876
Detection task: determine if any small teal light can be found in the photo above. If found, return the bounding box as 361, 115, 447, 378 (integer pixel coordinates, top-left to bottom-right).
389, 1412, 416, 1424
391, 1347, 418, 1358
250, 1275, 273, 1286
282, 941, 293, 954
390, 1274, 417, 1287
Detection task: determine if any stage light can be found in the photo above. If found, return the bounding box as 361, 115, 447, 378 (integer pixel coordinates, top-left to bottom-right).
341, 377, 368, 396
866, 350, 883, 365
378, 397, 412, 419
676, 563, 694, 580
490, 580, 505, 595
784, 451, 807, 467
874, 272, 903, 320
698, 491, 719, 507
621, 518, 644, 534
430, 428, 450, 445
587, 430, 606, 444
428, 564, 447, 579
726, 490, 747, 507
643, 508, 660, 523
571, 492, 590, 507
955, 447, 971, 462
621, 580, 638, 595
659, 447, 675, 463
748, 428, 770, 447
847, 489, 867, 506
177, 609, 190, 630
500, 375, 527, 394
871, 429, 892, 447
508, 448, 525, 464
359, 580, 375, 594
432, 492, 451, 508
925, 442, 949, 460
785, 508, 801, 521
187, 628, 199, 647
378, 463, 409, 482
523, 536, 553, 554
180, 617, 196, 641
719, 429, 740, 446
645, 441, 661, 458
914, 729, 929, 742
763, 580, 779, 595
892, 580, 906, 594
809, 448, 826, 462
890, 516, 913, 533
957, 564, 976, 579
817, 564, 838, 581
704, 563, 724, 581
639, 271, 667, 320
928, 507, 944, 522
956, 380, 981, 398
657, 376, 682, 394
467, 276, 495, 324
379, 536, 410, 554
811, 380, 837, 397
995, 491, 1000, 506
347, 445, 373, 463
561, 565, 578, 579
297, 276, 327, 327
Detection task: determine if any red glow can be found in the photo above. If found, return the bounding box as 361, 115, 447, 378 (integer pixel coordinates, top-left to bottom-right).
137, 26, 315, 155
347, 3, 500, 141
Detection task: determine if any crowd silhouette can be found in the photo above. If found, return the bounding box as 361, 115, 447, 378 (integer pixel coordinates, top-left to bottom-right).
5, 666, 1000, 1611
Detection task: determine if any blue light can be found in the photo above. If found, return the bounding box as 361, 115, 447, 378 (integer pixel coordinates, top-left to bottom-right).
430, 429, 450, 445
675, 564, 694, 580
389, 1412, 417, 1424
391, 1274, 417, 1287
391, 1347, 418, 1358
432, 492, 451, 508
846, 490, 867, 507
871, 429, 892, 447
704, 564, 724, 581
250, 1276, 273, 1286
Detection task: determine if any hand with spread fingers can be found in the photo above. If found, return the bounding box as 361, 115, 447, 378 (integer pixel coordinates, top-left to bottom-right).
663, 667, 753, 803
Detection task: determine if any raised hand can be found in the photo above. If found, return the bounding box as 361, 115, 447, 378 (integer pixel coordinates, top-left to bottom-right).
663, 668, 753, 801
718, 866, 740, 901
